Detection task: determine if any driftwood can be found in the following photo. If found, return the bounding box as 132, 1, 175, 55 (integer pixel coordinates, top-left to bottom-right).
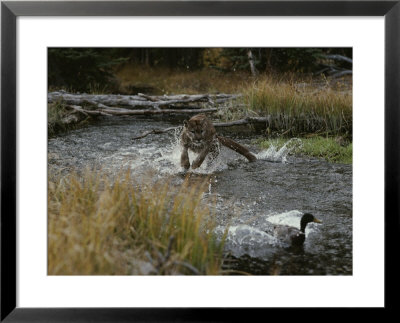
324, 54, 353, 64
315, 65, 352, 78
66, 105, 217, 116
68, 105, 113, 116
49, 91, 242, 127
49, 92, 151, 108
331, 70, 353, 78
316, 55, 352, 78
49, 91, 241, 110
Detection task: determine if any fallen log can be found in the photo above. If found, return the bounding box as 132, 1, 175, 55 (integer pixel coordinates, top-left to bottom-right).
49, 92, 158, 109
67, 104, 217, 116
138, 93, 212, 102
99, 107, 217, 115
49, 91, 241, 110
138, 93, 241, 101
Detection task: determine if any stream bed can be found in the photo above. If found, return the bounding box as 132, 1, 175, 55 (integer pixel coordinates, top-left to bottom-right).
48, 116, 352, 275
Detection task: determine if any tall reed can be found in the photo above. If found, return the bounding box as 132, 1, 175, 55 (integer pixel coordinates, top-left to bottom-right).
242, 78, 352, 136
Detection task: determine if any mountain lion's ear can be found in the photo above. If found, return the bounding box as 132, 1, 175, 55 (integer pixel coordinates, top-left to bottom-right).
183, 120, 188, 127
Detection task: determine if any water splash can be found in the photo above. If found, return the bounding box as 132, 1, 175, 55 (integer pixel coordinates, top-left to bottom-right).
100, 136, 302, 176
256, 138, 303, 163
213, 209, 321, 258
102, 127, 232, 177
264, 210, 318, 237
215, 224, 281, 258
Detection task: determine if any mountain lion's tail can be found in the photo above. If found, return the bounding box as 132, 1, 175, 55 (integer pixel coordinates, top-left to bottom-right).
217, 136, 257, 162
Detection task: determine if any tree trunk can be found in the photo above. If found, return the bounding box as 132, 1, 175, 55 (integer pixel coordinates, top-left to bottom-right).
247, 49, 258, 77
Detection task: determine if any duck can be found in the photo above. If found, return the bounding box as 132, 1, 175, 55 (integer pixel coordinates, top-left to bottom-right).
272, 213, 322, 247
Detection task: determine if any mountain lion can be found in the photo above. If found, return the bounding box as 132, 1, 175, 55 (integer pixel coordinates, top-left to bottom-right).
180, 114, 257, 169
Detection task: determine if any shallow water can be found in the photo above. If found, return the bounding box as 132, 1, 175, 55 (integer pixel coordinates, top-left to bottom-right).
48, 116, 352, 275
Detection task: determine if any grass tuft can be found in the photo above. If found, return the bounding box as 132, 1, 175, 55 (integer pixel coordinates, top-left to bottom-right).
48, 101, 70, 137
48, 170, 226, 275
241, 77, 352, 137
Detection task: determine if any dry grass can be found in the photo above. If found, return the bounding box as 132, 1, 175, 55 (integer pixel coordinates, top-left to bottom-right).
50, 64, 352, 137
241, 77, 352, 136
48, 170, 226, 275
114, 64, 352, 136
114, 64, 252, 95
48, 101, 70, 137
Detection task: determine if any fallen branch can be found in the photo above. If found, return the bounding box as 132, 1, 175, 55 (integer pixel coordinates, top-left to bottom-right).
331, 70, 353, 78
99, 107, 217, 115
139, 93, 241, 101
137, 93, 159, 102
324, 54, 353, 64
131, 127, 178, 140
214, 117, 268, 127
172, 261, 200, 275
131, 117, 269, 140
67, 105, 113, 116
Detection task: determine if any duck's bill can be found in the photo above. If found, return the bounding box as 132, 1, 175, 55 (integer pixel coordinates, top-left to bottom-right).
313, 218, 322, 224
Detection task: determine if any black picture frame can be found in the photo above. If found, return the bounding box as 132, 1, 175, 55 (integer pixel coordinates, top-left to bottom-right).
1, 1, 398, 321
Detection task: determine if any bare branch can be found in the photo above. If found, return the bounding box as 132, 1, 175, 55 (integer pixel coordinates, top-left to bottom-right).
324, 54, 353, 64
214, 117, 268, 127
131, 117, 270, 141
131, 127, 178, 140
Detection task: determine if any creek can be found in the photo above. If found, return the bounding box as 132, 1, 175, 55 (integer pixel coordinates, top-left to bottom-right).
48, 116, 352, 275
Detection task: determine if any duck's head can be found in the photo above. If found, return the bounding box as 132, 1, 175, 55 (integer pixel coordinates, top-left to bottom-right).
300, 213, 322, 232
